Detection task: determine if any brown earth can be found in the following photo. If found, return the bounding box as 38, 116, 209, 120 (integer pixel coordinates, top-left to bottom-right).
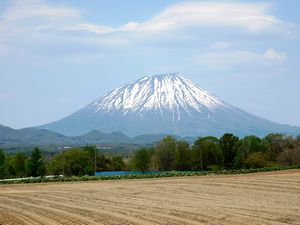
0, 170, 300, 225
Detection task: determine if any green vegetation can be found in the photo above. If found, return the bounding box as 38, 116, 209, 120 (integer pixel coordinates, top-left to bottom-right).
132, 148, 151, 173
0, 149, 7, 178
155, 136, 176, 171
1, 133, 300, 182
175, 141, 191, 170
1, 165, 299, 185
27, 147, 46, 177
49, 149, 93, 176
192, 136, 221, 170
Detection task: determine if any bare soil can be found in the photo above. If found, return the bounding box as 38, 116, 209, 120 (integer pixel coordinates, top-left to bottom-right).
0, 170, 300, 225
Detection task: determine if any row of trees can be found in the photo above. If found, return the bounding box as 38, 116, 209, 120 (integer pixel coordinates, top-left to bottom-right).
48, 145, 126, 176
1, 133, 300, 178
133, 133, 300, 172
0, 145, 126, 178
0, 147, 46, 178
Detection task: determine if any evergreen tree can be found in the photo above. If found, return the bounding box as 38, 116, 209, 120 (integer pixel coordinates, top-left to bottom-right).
219, 134, 239, 169
0, 149, 7, 178
27, 147, 46, 177
14, 152, 27, 177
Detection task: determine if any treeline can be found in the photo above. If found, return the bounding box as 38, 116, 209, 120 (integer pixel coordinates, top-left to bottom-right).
133, 133, 300, 172
1, 133, 300, 179
0, 147, 46, 179
0, 146, 126, 178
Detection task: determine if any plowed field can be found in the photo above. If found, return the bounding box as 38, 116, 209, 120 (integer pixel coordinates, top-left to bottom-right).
0, 170, 299, 225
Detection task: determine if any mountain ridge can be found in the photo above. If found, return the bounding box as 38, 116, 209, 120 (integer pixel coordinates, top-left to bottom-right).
0, 124, 193, 148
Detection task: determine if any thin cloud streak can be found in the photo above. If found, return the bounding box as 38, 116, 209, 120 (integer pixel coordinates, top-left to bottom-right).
0, 1, 298, 43
197, 48, 287, 69
0, 1, 296, 68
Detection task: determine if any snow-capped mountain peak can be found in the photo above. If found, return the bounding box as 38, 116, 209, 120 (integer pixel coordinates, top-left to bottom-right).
90, 73, 226, 117
40, 73, 300, 137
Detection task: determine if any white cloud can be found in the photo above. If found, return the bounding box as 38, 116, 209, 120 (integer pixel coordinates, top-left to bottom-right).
264, 48, 287, 62
2, 0, 81, 22
210, 42, 230, 49
63, 23, 115, 35
1, 0, 294, 40
126, 2, 287, 34
197, 48, 287, 69
0, 0, 84, 43
121, 22, 140, 31
0, 0, 297, 63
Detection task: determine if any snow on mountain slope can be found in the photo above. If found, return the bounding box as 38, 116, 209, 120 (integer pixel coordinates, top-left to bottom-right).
39, 73, 300, 137
88, 73, 226, 121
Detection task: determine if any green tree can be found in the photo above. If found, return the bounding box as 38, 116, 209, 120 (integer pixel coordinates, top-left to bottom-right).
5, 155, 19, 178
219, 133, 239, 169
48, 152, 63, 175
110, 156, 125, 171
192, 136, 222, 170
27, 147, 46, 177
174, 141, 191, 170
64, 149, 92, 176
49, 149, 92, 176
155, 136, 176, 171
133, 148, 151, 173
13, 152, 27, 177
264, 133, 285, 161
246, 152, 266, 168
97, 154, 110, 171
83, 145, 98, 175
0, 149, 7, 178
234, 136, 266, 168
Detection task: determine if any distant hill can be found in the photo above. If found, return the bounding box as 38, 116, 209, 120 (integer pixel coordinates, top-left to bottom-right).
0, 125, 135, 148
0, 124, 72, 146
132, 134, 168, 145
0, 125, 175, 149
78, 130, 132, 144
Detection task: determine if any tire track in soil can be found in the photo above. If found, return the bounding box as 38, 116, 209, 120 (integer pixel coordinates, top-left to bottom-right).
11, 193, 205, 225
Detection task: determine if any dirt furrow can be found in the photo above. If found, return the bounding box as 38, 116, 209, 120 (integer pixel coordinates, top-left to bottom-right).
0, 169, 299, 225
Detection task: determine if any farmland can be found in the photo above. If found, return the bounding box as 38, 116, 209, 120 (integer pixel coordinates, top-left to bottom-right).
0, 170, 299, 225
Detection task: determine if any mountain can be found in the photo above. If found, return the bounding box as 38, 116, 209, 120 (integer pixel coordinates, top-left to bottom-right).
0, 125, 133, 148
79, 130, 132, 144
0, 124, 72, 146
0, 124, 196, 150
39, 73, 300, 137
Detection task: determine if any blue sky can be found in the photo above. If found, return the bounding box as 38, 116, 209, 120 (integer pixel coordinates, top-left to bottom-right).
0, 0, 300, 128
